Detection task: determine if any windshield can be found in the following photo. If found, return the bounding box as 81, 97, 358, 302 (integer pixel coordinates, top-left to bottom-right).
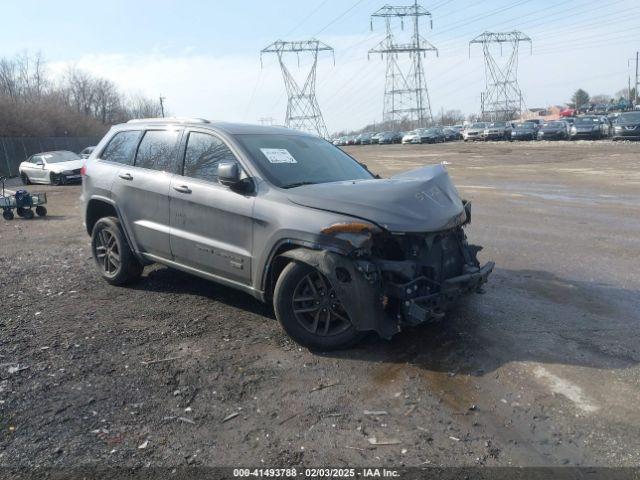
618, 112, 640, 122
470, 123, 486, 129
42, 151, 81, 163
235, 134, 374, 188
545, 122, 564, 127
515, 124, 533, 130
489, 122, 506, 127
575, 117, 599, 124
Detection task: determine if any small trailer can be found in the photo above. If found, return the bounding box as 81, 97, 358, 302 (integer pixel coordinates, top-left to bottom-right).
1, 176, 48, 220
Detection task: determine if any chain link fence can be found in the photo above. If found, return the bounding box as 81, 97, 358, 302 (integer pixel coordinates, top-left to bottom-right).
0, 136, 101, 177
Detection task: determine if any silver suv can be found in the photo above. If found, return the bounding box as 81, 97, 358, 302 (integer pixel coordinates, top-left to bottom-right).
82, 118, 493, 349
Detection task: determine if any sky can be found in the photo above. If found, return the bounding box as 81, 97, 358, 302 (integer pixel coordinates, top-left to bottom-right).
2, 0, 639, 133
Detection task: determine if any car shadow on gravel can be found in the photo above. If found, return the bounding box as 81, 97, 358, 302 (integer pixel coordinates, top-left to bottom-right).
131, 265, 275, 318
320, 268, 640, 377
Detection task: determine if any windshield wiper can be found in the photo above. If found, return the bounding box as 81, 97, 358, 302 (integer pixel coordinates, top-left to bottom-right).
280, 181, 317, 189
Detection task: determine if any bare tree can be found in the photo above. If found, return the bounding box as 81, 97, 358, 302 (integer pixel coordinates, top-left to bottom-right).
0, 51, 164, 137
590, 94, 612, 105
126, 93, 163, 118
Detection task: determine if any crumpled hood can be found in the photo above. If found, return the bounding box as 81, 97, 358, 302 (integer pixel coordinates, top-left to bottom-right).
286, 164, 466, 232
48, 159, 83, 172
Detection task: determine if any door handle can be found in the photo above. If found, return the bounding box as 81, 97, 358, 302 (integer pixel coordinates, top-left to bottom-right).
173, 185, 192, 194
119, 173, 133, 181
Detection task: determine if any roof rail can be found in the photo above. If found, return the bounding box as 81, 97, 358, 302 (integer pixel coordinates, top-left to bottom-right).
126, 117, 210, 124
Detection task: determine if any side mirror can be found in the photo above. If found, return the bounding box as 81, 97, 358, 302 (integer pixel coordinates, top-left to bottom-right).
218, 162, 253, 193
218, 162, 240, 186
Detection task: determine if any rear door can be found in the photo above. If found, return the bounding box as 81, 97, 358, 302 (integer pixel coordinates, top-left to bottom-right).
110, 128, 183, 260
169, 130, 254, 284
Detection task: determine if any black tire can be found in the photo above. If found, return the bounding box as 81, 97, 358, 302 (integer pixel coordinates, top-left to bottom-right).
91, 216, 143, 285
35, 206, 47, 217
22, 209, 34, 220
2, 209, 13, 220
50, 172, 64, 186
273, 261, 365, 350
20, 173, 30, 185
16, 207, 27, 217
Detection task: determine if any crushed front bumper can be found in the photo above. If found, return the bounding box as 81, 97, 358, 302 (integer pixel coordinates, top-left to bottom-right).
400, 261, 494, 325
282, 232, 493, 340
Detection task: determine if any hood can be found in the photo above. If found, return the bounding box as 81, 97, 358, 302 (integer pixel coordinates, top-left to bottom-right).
286, 164, 466, 233
48, 159, 83, 172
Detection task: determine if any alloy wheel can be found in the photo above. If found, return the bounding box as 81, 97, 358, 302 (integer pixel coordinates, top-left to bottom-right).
94, 228, 121, 276
291, 270, 351, 336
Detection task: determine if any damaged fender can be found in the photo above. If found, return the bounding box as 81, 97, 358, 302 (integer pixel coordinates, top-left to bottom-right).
279, 248, 397, 339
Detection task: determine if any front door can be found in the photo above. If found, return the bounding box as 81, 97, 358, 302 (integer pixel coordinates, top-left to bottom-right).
24, 155, 47, 182
169, 130, 254, 284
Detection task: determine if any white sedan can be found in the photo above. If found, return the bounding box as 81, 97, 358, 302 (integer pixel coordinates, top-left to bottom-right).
19, 151, 84, 185
402, 130, 422, 144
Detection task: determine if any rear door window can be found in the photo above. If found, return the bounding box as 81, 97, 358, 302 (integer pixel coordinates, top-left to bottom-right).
182, 131, 238, 182
135, 130, 181, 173
101, 130, 141, 165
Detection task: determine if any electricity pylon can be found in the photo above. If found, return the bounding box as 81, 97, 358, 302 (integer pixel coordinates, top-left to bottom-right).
469, 31, 532, 121
368, 1, 438, 128
261, 39, 334, 138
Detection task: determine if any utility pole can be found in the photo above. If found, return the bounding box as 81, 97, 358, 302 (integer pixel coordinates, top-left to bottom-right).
633, 51, 640, 107
159, 96, 166, 118
261, 39, 334, 138
469, 31, 532, 121
368, 1, 438, 129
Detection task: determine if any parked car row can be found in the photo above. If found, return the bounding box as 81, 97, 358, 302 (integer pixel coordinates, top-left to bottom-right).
333, 111, 640, 148
333, 131, 404, 146
334, 126, 464, 146
459, 112, 640, 142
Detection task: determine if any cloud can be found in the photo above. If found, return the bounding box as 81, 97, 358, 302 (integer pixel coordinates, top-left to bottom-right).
47, 24, 632, 133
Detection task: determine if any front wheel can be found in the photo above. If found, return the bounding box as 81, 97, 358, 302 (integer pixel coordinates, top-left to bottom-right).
273, 261, 365, 350
20, 173, 30, 185
2, 209, 13, 221
91, 216, 143, 285
50, 172, 64, 186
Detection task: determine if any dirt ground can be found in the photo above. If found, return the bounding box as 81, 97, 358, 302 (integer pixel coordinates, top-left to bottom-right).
0, 140, 639, 469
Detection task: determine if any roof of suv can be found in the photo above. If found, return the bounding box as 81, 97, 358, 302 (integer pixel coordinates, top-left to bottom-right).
117, 118, 310, 136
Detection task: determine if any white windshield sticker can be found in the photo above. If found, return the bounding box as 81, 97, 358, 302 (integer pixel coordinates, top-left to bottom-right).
260, 148, 297, 164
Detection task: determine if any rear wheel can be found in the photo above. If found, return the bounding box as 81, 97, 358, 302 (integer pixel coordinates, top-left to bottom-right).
22, 209, 34, 219
274, 261, 364, 350
35, 206, 47, 217
91, 216, 143, 285
2, 210, 13, 221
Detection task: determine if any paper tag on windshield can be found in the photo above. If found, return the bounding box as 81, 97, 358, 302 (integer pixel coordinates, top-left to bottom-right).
260, 148, 297, 164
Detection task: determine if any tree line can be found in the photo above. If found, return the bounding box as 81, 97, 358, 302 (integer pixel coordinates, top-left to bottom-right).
0, 52, 164, 137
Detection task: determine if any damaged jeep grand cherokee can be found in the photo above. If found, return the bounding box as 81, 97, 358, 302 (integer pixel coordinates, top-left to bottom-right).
82, 119, 493, 350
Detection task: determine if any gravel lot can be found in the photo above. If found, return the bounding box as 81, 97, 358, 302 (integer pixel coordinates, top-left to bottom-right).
1, 140, 639, 468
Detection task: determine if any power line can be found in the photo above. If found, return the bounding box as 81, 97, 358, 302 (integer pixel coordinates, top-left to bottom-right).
368, 1, 438, 128
470, 31, 532, 121
261, 39, 335, 137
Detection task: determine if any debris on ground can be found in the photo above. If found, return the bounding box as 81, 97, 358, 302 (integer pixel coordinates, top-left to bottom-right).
368, 437, 401, 446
